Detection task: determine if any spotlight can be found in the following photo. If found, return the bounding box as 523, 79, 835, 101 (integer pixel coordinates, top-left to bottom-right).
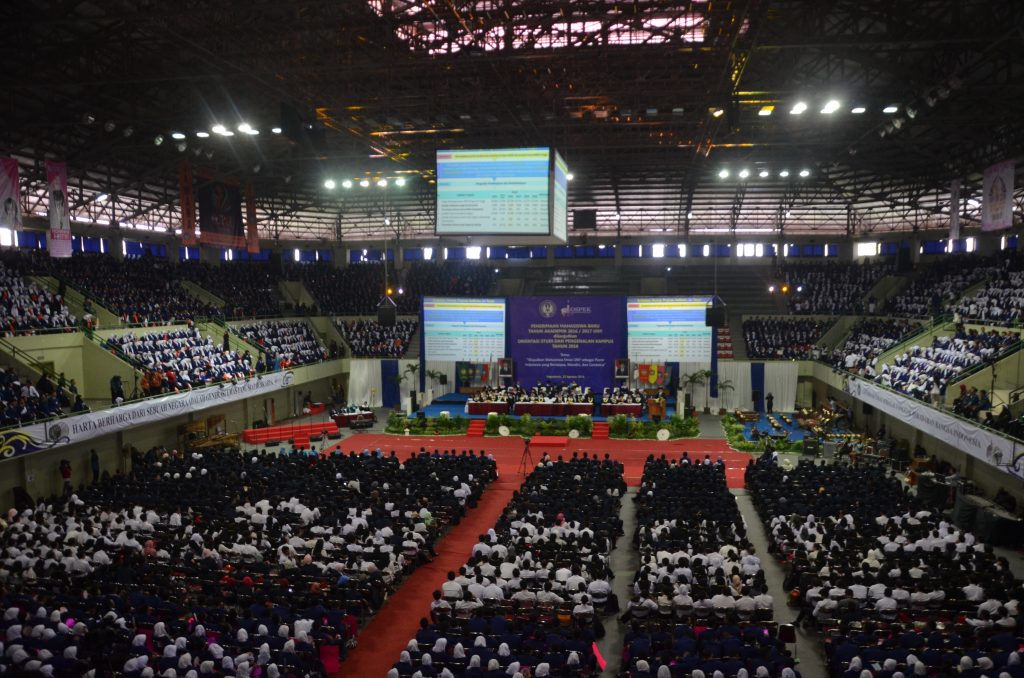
176, 142, 187, 152
212, 124, 227, 135
104, 121, 116, 132
395, 177, 406, 187
906, 105, 918, 119
122, 126, 134, 137
738, 169, 750, 179
359, 179, 370, 188
566, 172, 574, 181
82, 113, 96, 125
882, 105, 899, 114
712, 108, 725, 118
790, 102, 808, 115
153, 134, 164, 146
397, 287, 404, 295
718, 169, 730, 179
171, 132, 186, 140
796, 285, 803, 292
95, 193, 108, 202
243, 128, 259, 135
665, 266, 672, 272
271, 127, 282, 134
384, 217, 391, 226
768, 285, 775, 293
758, 169, 770, 178
386, 287, 394, 296
237, 123, 252, 133
779, 170, 790, 178
196, 131, 210, 138
850, 106, 866, 114
820, 100, 841, 114
494, 268, 500, 273
758, 106, 773, 116
799, 169, 810, 177
687, 211, 693, 219
781, 284, 790, 294
341, 180, 353, 189
377, 178, 388, 187
324, 179, 336, 189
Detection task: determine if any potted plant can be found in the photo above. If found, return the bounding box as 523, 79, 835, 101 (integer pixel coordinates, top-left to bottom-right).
681, 369, 710, 415
717, 378, 735, 415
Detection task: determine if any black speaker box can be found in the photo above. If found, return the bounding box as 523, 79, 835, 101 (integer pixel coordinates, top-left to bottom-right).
439, 374, 448, 385
573, 209, 597, 230
377, 305, 397, 327
706, 306, 727, 327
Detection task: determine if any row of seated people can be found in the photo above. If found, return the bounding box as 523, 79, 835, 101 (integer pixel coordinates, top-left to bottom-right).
875, 329, 1020, 400
602, 388, 649, 405
40, 253, 220, 324
745, 455, 1023, 678
390, 453, 626, 678
341, 319, 417, 358
472, 383, 596, 405
0, 258, 76, 333
106, 326, 252, 391
782, 261, 894, 316
885, 253, 1024, 318
955, 268, 1024, 325
177, 261, 283, 318
617, 458, 795, 678
235, 320, 328, 367
0, 446, 495, 677
951, 386, 993, 421
743, 318, 832, 360
0, 367, 70, 427
290, 261, 496, 315
828, 319, 922, 377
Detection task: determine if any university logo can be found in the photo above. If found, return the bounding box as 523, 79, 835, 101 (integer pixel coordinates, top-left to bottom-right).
539, 300, 557, 318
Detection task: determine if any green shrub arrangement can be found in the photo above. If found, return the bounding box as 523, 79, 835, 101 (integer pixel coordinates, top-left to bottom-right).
388, 411, 694, 439
385, 411, 469, 435
720, 414, 803, 453
607, 413, 699, 440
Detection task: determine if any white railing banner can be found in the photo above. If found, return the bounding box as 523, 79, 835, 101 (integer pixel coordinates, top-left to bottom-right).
0, 371, 295, 461
846, 377, 1023, 479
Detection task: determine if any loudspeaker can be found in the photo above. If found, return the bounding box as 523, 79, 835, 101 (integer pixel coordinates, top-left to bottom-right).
439, 374, 448, 385
706, 306, 726, 327
897, 248, 912, 273
863, 402, 874, 415
410, 389, 418, 412
684, 392, 692, 414
377, 305, 396, 327
573, 209, 597, 230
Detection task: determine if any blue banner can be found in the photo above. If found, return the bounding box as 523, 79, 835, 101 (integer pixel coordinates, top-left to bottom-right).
509, 296, 624, 390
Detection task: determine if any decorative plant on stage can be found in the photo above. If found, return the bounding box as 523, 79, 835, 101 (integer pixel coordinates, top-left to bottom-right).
680, 369, 711, 413
426, 369, 443, 390
717, 378, 735, 415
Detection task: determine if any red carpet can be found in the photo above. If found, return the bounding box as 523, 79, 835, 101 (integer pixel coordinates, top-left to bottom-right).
329, 434, 752, 677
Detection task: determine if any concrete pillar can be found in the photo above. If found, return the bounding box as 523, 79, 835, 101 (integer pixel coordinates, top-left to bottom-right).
614, 244, 623, 268
108, 234, 124, 260
975, 235, 1001, 257
909, 238, 922, 264
836, 240, 854, 262
333, 246, 347, 268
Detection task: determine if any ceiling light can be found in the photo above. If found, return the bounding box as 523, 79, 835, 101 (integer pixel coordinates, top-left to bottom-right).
395, 177, 406, 187
712, 108, 725, 118
171, 132, 186, 140
882, 105, 899, 114
758, 106, 773, 116
820, 100, 841, 114
271, 127, 282, 134
244, 128, 259, 135
779, 170, 790, 178
104, 121, 116, 132
851, 106, 867, 114
237, 123, 252, 133
176, 142, 187, 152
324, 179, 336, 189
377, 179, 388, 187
95, 193, 108, 202
718, 169, 730, 179
82, 113, 96, 125
906, 106, 918, 119
196, 131, 210, 138
790, 102, 808, 115
122, 126, 134, 137
758, 169, 770, 178
566, 172, 574, 181
687, 211, 693, 219
212, 124, 228, 135
342, 180, 353, 189
359, 179, 370, 188
799, 169, 811, 177
153, 135, 164, 146
738, 169, 750, 179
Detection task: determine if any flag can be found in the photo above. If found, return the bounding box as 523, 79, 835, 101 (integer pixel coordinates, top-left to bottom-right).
179, 161, 197, 245
982, 160, 1015, 231
244, 182, 260, 254
0, 158, 21, 230
948, 178, 961, 242
45, 160, 72, 258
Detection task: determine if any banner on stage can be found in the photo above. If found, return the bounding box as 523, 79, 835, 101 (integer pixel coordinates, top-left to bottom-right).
0, 371, 295, 460
981, 160, 1015, 231
45, 160, 72, 258
637, 363, 672, 387
0, 158, 22, 230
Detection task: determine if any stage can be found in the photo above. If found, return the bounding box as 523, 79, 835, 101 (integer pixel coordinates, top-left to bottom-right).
741, 412, 806, 442
423, 391, 681, 423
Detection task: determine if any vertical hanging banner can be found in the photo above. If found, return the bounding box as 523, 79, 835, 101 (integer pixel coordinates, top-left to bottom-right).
45, 160, 72, 258
196, 171, 245, 248
948, 178, 961, 242
982, 160, 1015, 231
0, 158, 22, 230
179, 161, 197, 245
244, 182, 260, 253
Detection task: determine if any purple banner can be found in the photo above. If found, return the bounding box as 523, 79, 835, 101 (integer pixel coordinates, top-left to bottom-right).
509, 296, 624, 390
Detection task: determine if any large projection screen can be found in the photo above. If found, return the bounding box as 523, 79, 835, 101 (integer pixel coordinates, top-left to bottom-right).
423, 297, 507, 362
436, 148, 552, 235
627, 296, 714, 362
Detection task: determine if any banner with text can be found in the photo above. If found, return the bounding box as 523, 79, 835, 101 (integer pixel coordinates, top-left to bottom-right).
982, 160, 1015, 231
0, 158, 22, 230
45, 160, 72, 257
509, 296, 624, 390
846, 376, 1023, 479
197, 179, 245, 248
0, 371, 295, 461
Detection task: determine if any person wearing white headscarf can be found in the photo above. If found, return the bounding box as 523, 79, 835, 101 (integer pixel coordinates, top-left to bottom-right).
780, 669, 796, 678
505, 662, 520, 675
497, 643, 511, 658
432, 638, 447, 655
534, 663, 550, 677
266, 665, 279, 678
657, 667, 671, 678
387, 671, 399, 678
692, 670, 706, 678
487, 659, 500, 671
439, 670, 454, 678
635, 660, 650, 673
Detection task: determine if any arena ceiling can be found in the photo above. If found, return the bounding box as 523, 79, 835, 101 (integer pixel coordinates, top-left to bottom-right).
3, 0, 1024, 243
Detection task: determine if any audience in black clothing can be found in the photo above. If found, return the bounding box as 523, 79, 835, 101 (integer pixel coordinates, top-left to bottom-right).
783, 261, 893, 315
743, 317, 831, 360
342, 320, 417, 358
178, 261, 282, 318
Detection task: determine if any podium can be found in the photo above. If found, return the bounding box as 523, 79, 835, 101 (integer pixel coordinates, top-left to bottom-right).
646, 398, 666, 421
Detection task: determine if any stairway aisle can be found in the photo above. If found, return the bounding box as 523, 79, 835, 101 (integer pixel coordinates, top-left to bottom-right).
732, 490, 828, 677
596, 487, 640, 677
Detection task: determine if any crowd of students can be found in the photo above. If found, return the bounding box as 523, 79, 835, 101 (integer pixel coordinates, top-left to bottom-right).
886, 254, 1021, 318
746, 455, 1023, 678
0, 260, 76, 334
0, 446, 495, 677
390, 454, 625, 678
178, 262, 282, 318
235, 321, 328, 367
743, 318, 831, 360
341, 320, 417, 358
0, 367, 72, 427
828, 319, 922, 376
782, 262, 893, 315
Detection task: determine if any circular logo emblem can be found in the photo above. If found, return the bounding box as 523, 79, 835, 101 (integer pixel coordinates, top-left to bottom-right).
539, 300, 557, 318
47, 422, 69, 442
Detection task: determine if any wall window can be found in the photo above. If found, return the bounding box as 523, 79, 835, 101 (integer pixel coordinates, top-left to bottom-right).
856, 241, 879, 257
466, 246, 481, 259
676, 244, 687, 258
736, 243, 763, 257
650, 243, 666, 258
422, 246, 434, 260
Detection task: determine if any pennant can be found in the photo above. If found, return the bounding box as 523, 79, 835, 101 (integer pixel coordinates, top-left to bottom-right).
244, 182, 260, 254
0, 158, 21, 230
982, 160, 1015, 231
45, 161, 72, 258
179, 161, 197, 245
949, 178, 961, 242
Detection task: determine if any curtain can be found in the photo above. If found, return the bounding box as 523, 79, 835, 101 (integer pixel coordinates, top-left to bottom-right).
714, 361, 753, 412
764, 361, 799, 412
348, 359, 383, 408
423, 360, 457, 397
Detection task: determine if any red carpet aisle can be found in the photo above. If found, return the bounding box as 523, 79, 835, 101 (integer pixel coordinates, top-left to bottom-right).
324, 434, 751, 488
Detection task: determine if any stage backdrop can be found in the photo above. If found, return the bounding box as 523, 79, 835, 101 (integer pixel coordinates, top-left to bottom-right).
509, 296, 624, 391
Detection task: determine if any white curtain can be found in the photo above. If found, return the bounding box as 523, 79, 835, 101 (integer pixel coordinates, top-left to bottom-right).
678, 361, 713, 410
713, 361, 753, 412
348, 359, 383, 408
764, 362, 799, 412
424, 360, 457, 397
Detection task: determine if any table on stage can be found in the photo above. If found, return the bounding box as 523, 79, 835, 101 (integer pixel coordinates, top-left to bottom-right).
333, 411, 376, 428
513, 402, 594, 417
602, 403, 643, 417
467, 401, 511, 415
